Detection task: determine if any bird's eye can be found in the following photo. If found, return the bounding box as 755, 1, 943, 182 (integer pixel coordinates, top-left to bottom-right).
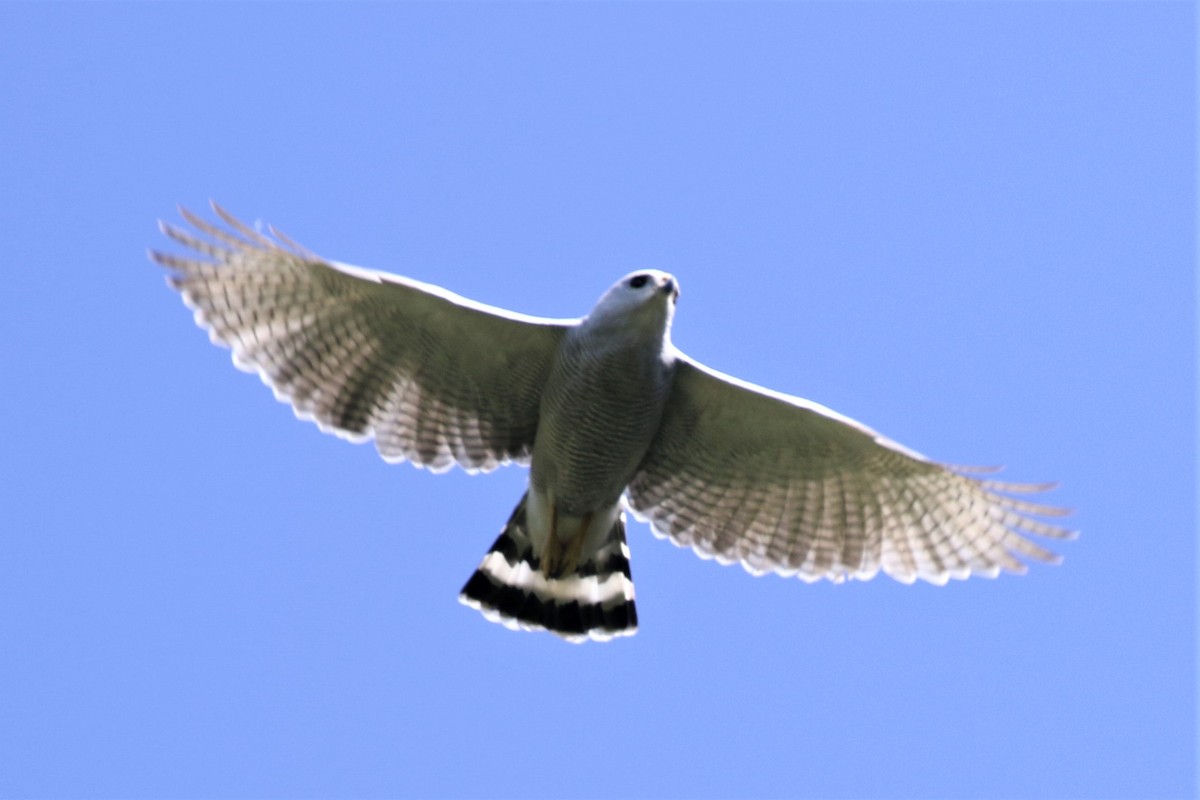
628, 275, 649, 289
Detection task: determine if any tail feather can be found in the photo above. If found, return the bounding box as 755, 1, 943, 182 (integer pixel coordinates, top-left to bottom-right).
459, 495, 638, 642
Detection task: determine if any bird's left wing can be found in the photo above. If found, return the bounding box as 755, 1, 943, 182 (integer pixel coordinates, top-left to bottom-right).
626, 354, 1075, 584
151, 203, 571, 473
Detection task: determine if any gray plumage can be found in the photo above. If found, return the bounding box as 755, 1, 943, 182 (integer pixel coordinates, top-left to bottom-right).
534, 307, 673, 513
152, 203, 1076, 642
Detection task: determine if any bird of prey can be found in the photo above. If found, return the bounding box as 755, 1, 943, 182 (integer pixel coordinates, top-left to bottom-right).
151, 203, 1074, 643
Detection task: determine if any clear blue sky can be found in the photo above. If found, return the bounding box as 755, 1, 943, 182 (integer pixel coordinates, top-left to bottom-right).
1, 3, 1194, 799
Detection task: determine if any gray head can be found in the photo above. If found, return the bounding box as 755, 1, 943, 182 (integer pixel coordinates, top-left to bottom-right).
585, 270, 680, 334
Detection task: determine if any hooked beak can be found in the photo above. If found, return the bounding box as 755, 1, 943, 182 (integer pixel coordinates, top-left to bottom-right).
660, 276, 679, 303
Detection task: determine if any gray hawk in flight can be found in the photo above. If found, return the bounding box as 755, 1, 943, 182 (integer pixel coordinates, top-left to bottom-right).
151, 203, 1075, 642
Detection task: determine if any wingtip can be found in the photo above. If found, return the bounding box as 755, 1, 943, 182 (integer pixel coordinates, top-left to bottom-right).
981, 478, 1065, 496
148, 247, 173, 267
210, 198, 235, 224
946, 463, 1006, 475
158, 219, 183, 239
268, 223, 316, 257
178, 203, 209, 229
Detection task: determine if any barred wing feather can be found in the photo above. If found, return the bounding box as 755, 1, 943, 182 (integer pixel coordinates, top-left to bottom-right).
627, 355, 1075, 584
151, 203, 569, 473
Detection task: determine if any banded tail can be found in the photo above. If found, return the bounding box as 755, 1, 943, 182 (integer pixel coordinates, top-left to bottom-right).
459, 494, 638, 642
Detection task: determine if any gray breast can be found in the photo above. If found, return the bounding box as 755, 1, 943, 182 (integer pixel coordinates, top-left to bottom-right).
531, 329, 674, 514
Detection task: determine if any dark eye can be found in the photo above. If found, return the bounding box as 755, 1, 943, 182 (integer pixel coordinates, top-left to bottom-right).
628, 275, 649, 289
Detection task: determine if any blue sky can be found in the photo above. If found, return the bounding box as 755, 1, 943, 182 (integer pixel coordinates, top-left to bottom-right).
0, 3, 1194, 798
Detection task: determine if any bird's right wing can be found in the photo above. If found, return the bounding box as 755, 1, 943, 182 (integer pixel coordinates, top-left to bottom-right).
626, 355, 1075, 584
151, 203, 571, 473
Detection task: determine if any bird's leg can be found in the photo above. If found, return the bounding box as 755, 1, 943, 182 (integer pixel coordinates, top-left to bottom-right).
560, 512, 593, 577
542, 504, 563, 577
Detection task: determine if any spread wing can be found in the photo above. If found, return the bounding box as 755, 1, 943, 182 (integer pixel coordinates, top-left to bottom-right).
151, 202, 571, 473
626, 354, 1076, 584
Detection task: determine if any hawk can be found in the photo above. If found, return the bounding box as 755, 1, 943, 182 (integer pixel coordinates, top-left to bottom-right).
151, 203, 1075, 642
